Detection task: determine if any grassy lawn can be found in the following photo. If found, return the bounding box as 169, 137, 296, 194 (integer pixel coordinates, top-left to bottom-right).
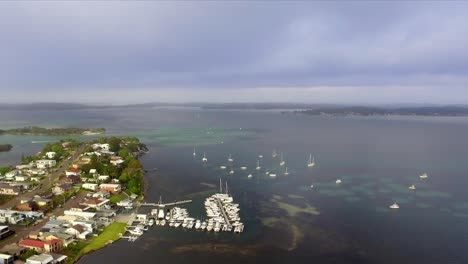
109, 192, 127, 204
65, 222, 126, 263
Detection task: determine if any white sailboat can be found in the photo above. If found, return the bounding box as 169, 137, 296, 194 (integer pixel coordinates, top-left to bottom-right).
419, 173, 428, 179
408, 185, 416, 190
228, 154, 234, 162
389, 203, 400, 209
202, 152, 208, 162
247, 174, 253, 178
240, 166, 247, 170
229, 169, 234, 175
307, 154, 315, 167
335, 179, 342, 184
193, 147, 196, 156
279, 152, 285, 166
284, 167, 289, 175
269, 173, 277, 177
256, 160, 261, 170
220, 165, 227, 169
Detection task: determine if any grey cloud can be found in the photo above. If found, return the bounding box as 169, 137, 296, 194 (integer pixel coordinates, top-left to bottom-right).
0, 1, 468, 103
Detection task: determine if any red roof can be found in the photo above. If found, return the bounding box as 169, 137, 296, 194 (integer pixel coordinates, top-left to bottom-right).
18, 239, 45, 249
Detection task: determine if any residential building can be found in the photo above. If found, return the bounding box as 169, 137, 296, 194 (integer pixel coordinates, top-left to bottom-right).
0, 226, 13, 240
0, 253, 13, 264
109, 156, 124, 166
52, 184, 72, 195
15, 175, 29, 182
65, 168, 80, 177
26, 253, 53, 264
80, 198, 109, 210
64, 224, 89, 240
92, 143, 110, 151
40, 233, 74, 248
97, 175, 110, 182
45, 152, 56, 159
0, 184, 21, 196
32, 196, 53, 208
63, 210, 96, 221
91, 190, 110, 198
88, 169, 97, 175
59, 175, 80, 185
81, 183, 98, 191
4, 170, 19, 179
36, 160, 56, 169
99, 183, 121, 194
0, 210, 24, 224
16, 201, 39, 212
17, 239, 63, 253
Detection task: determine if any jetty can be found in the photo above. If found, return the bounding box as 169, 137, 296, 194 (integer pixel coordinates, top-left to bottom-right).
139, 200, 192, 207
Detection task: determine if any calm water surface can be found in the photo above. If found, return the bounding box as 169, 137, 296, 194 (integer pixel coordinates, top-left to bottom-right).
1, 108, 468, 264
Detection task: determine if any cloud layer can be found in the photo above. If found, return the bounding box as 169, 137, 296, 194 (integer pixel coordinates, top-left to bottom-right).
1, 1, 468, 103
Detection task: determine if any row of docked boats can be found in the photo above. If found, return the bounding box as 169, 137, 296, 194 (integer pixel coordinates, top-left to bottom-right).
204, 180, 244, 233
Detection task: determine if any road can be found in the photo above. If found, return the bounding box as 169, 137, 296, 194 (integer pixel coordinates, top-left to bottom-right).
0, 143, 87, 209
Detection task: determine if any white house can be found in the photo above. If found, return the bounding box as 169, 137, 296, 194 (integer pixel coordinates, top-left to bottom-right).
5, 170, 20, 179
89, 169, 97, 175
97, 175, 110, 182
63, 210, 96, 221
45, 152, 56, 159
109, 156, 124, 166
28, 169, 46, 175
0, 253, 13, 264
36, 160, 56, 169
92, 143, 110, 151
65, 168, 81, 177
25, 254, 54, 264
15, 175, 29, 182
81, 183, 98, 191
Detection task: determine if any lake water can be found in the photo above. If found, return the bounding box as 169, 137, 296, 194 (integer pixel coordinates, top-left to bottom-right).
1, 107, 468, 264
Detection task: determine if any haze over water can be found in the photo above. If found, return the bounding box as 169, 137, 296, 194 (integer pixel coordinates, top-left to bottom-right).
1, 107, 468, 264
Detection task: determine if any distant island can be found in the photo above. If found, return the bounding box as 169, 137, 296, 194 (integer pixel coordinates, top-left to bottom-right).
287, 106, 468, 117
0, 126, 105, 136
0, 144, 12, 152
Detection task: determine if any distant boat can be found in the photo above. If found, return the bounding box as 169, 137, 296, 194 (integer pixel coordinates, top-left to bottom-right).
335, 179, 342, 184
228, 154, 234, 162
389, 203, 400, 209
229, 170, 234, 175
284, 167, 289, 175
193, 147, 196, 156
240, 166, 247, 170
258, 155, 263, 158
247, 174, 253, 178
265, 171, 270, 175
202, 152, 208, 162
256, 160, 261, 170
408, 185, 416, 190
220, 166, 227, 170
269, 173, 277, 177
307, 154, 315, 167
310, 184, 314, 189
419, 173, 428, 179
279, 152, 285, 166
272, 149, 278, 158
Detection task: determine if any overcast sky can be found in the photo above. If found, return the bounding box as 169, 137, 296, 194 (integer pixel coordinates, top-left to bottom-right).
1, 1, 468, 104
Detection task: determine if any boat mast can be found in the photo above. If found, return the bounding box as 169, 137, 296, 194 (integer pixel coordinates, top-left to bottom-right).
219, 178, 222, 193
225, 182, 228, 195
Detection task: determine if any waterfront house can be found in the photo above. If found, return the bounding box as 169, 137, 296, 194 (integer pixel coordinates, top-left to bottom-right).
40, 233, 74, 248
64, 224, 89, 240
0, 253, 13, 264
18, 238, 63, 253
25, 253, 54, 264
82, 183, 98, 191
109, 156, 124, 166
91, 190, 110, 198
36, 160, 56, 169
116, 199, 133, 208
45, 152, 56, 159
0, 184, 21, 196
99, 183, 121, 194
5, 170, 19, 180
16, 201, 39, 212
65, 168, 80, 177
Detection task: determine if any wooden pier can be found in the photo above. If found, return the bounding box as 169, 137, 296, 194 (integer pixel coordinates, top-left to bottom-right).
139, 200, 192, 207
215, 198, 231, 227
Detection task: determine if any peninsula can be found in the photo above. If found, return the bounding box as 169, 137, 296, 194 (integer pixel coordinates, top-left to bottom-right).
0, 126, 105, 136
287, 106, 468, 117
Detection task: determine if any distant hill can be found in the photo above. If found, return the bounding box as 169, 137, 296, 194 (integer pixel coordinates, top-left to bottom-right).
289, 106, 468, 117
